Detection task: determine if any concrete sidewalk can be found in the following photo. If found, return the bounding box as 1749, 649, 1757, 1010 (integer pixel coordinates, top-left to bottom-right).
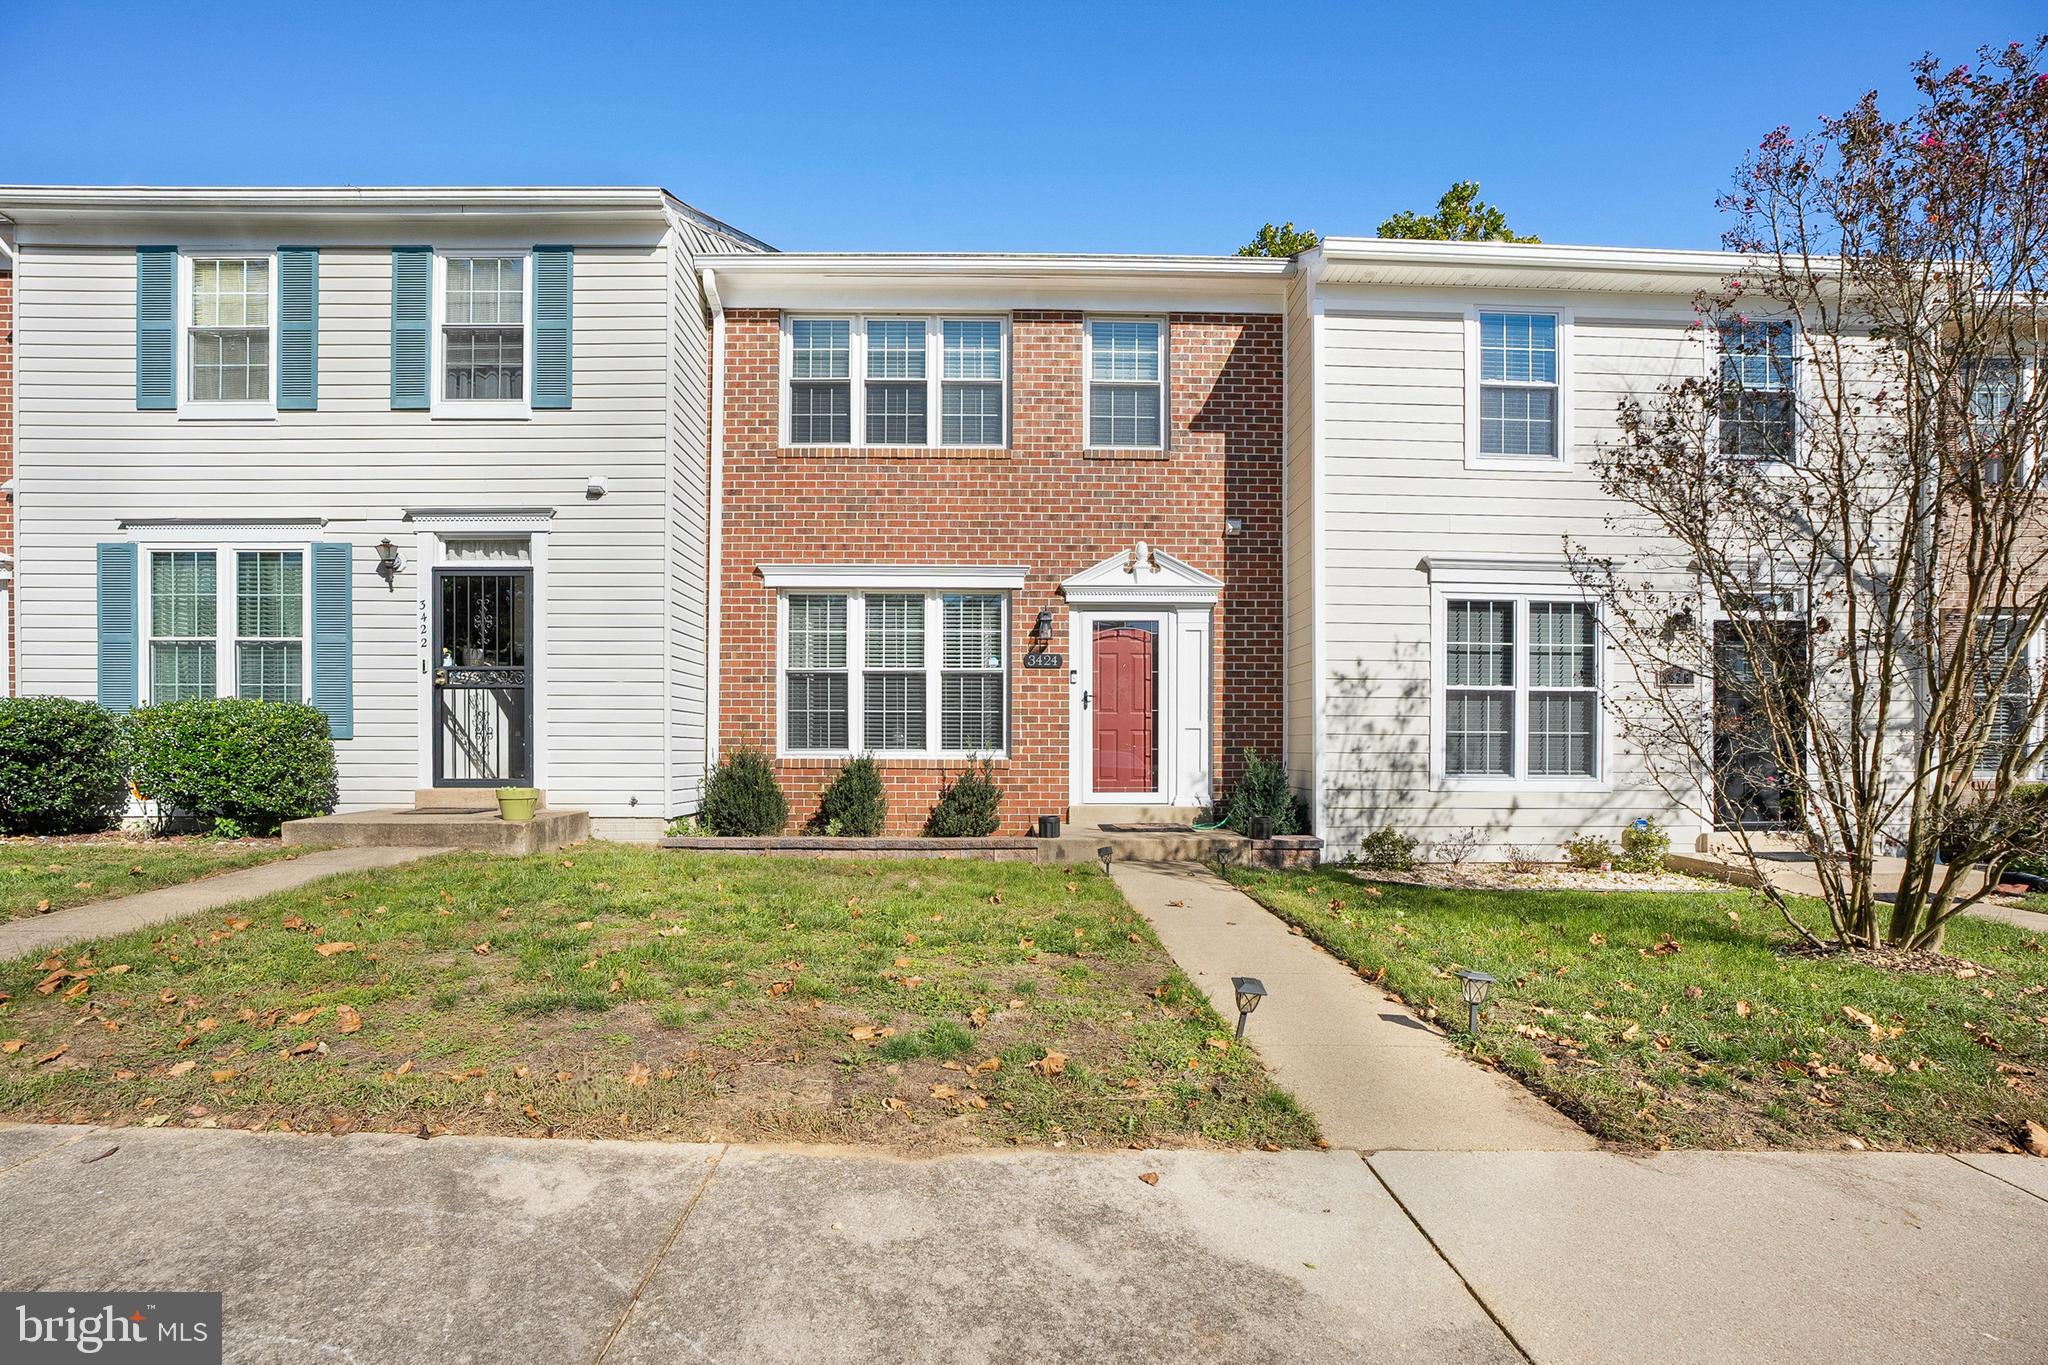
0, 1125, 2043, 1363
0, 845, 447, 962
1111, 859, 1594, 1151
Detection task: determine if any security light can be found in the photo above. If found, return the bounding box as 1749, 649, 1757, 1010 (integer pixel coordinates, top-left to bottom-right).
1455, 968, 1496, 1034
1231, 976, 1267, 1039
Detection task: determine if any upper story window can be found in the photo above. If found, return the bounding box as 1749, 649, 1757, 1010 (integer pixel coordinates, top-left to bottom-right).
784, 316, 1006, 449
1086, 319, 1165, 449
186, 256, 273, 407
1968, 358, 2023, 485
1477, 312, 1559, 459
442, 255, 527, 406
145, 547, 306, 705
1719, 321, 1798, 462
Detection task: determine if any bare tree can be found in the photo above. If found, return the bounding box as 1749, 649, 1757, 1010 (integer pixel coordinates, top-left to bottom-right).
1571, 41, 2048, 950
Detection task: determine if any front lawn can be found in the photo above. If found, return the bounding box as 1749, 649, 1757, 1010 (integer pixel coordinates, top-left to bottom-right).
1, 836, 301, 919
0, 844, 1314, 1152
1229, 866, 2048, 1151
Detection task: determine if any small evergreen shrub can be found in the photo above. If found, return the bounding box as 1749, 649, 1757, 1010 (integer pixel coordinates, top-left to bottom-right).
1219, 747, 1306, 835
926, 759, 1002, 837
1560, 834, 1615, 872
701, 747, 789, 836
1356, 827, 1418, 872
812, 756, 887, 836
1616, 817, 1672, 874
0, 697, 131, 835
126, 698, 336, 835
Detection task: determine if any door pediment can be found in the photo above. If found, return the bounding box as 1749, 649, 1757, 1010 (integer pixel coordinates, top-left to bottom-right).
1061, 543, 1223, 606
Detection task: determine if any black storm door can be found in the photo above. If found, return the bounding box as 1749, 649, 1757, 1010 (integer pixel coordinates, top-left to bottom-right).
432, 569, 533, 787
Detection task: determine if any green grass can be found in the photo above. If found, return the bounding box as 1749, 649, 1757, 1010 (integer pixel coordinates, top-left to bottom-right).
0, 843, 1315, 1152
1228, 865, 2048, 1151
0, 837, 302, 919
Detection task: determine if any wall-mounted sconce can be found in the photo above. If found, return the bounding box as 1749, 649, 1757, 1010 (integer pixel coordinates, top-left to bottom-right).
376, 538, 405, 583
1224, 517, 1244, 537
1032, 608, 1054, 643
586, 474, 609, 498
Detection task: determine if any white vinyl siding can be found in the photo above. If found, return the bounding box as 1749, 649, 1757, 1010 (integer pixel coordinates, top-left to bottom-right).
778, 589, 1008, 758
1086, 319, 1165, 449
785, 316, 1006, 449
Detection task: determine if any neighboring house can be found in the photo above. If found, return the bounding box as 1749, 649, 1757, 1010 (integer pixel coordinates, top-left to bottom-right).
699, 254, 1289, 834
0, 187, 764, 836
0, 240, 13, 694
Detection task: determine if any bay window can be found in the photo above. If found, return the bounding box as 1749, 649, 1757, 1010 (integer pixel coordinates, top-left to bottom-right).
785, 316, 1006, 448
781, 589, 1008, 756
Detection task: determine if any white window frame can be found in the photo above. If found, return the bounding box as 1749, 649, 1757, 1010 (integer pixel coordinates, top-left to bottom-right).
1968, 356, 2035, 486
1463, 305, 1573, 470
431, 249, 534, 420
781, 314, 1009, 450
1971, 611, 2042, 780
1083, 316, 1169, 452
1429, 573, 1609, 793
774, 587, 1011, 759
177, 250, 280, 420
140, 540, 312, 706
1711, 318, 1801, 468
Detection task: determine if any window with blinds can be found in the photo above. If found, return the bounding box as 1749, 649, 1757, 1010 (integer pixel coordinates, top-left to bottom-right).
1086, 319, 1165, 449
1443, 595, 1603, 782
782, 589, 1008, 756
1719, 321, 1798, 462
1974, 614, 2035, 776
188, 257, 271, 404
787, 316, 1005, 448
1478, 312, 1559, 459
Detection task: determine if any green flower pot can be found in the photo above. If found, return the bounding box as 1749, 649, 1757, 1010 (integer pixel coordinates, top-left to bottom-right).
496, 787, 540, 822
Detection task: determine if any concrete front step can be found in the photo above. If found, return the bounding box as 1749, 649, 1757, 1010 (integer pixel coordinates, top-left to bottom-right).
282, 807, 589, 856
413, 787, 549, 812
1065, 804, 1210, 828
1043, 829, 1322, 868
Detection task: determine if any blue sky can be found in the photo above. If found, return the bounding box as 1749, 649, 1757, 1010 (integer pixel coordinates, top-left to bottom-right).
2, 2, 2038, 253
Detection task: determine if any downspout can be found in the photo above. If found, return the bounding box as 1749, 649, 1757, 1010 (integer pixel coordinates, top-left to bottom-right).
702, 268, 726, 788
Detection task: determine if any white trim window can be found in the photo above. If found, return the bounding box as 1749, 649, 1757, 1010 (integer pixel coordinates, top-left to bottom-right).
1973, 613, 2036, 777
145, 547, 308, 704
784, 315, 1007, 449
780, 589, 1009, 757
1085, 318, 1166, 450
435, 252, 532, 416
1477, 312, 1559, 459
182, 254, 277, 413
1438, 594, 1603, 785
1718, 321, 1798, 462
1968, 358, 2025, 485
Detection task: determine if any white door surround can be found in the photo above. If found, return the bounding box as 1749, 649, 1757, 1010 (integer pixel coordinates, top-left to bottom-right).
1063, 545, 1221, 809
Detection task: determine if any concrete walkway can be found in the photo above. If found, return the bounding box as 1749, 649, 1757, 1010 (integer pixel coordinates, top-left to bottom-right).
1110, 859, 1595, 1152
0, 1124, 2042, 1363
0, 845, 446, 961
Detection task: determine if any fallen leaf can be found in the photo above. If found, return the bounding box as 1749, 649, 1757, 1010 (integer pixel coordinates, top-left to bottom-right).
1138, 1172, 1160, 1186
847, 1025, 877, 1041
473, 941, 492, 955
976, 1057, 1002, 1073
166, 1060, 196, 1077
2021, 1119, 2048, 1158
1735, 1000, 1751, 1018
0, 1040, 24, 1054
1031, 1051, 1068, 1076
1857, 1052, 1896, 1075
930, 1083, 958, 1100
288, 1008, 324, 1026
395, 1059, 415, 1077
1588, 933, 1608, 947
313, 941, 357, 957
625, 1062, 652, 1087
210, 1068, 237, 1083
33, 1044, 68, 1067
336, 1005, 362, 1035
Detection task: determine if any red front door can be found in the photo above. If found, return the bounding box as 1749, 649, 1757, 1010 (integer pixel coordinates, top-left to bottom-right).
1093, 622, 1158, 794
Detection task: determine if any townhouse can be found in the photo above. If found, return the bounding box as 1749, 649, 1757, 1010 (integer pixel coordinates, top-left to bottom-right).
0, 188, 765, 837
4, 184, 1850, 859
0, 239, 12, 692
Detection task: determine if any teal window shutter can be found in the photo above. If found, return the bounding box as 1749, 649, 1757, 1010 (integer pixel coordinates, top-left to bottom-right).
278, 247, 319, 410
309, 542, 354, 739
391, 246, 431, 409
135, 246, 177, 410
532, 245, 572, 409
96, 543, 140, 711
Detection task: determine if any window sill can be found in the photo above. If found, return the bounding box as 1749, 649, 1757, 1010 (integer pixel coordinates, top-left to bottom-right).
1463, 451, 1571, 472
177, 406, 278, 423
777, 446, 1011, 461
778, 753, 1012, 767
1082, 447, 1170, 462
1432, 775, 1612, 794
431, 404, 534, 422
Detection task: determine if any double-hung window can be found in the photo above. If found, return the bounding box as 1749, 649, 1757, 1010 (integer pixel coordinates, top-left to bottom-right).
782, 590, 1008, 756
1476, 312, 1560, 460
1441, 595, 1602, 783
1719, 321, 1798, 462
442, 255, 527, 405
1968, 358, 2022, 485
785, 316, 1006, 448
1086, 319, 1165, 449
145, 548, 307, 704
187, 257, 273, 407
1973, 613, 2035, 776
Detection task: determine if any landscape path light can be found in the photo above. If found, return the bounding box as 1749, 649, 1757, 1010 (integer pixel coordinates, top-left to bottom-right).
1456, 968, 1496, 1035
1231, 976, 1268, 1039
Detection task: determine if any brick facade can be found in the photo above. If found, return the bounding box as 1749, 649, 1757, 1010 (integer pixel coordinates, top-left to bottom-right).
718, 308, 1285, 834
0, 268, 11, 695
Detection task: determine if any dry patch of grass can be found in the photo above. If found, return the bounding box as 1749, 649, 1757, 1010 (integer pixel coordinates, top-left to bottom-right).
1, 835, 301, 919
1230, 865, 2048, 1153
0, 844, 1315, 1153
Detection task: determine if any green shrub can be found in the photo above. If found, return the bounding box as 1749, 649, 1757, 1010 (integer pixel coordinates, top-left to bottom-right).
1218, 747, 1306, 835
126, 698, 335, 835
1616, 817, 1672, 874
811, 756, 888, 836
1356, 827, 1417, 872
926, 759, 1002, 838
0, 697, 130, 835
700, 747, 789, 837
1560, 834, 1615, 872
